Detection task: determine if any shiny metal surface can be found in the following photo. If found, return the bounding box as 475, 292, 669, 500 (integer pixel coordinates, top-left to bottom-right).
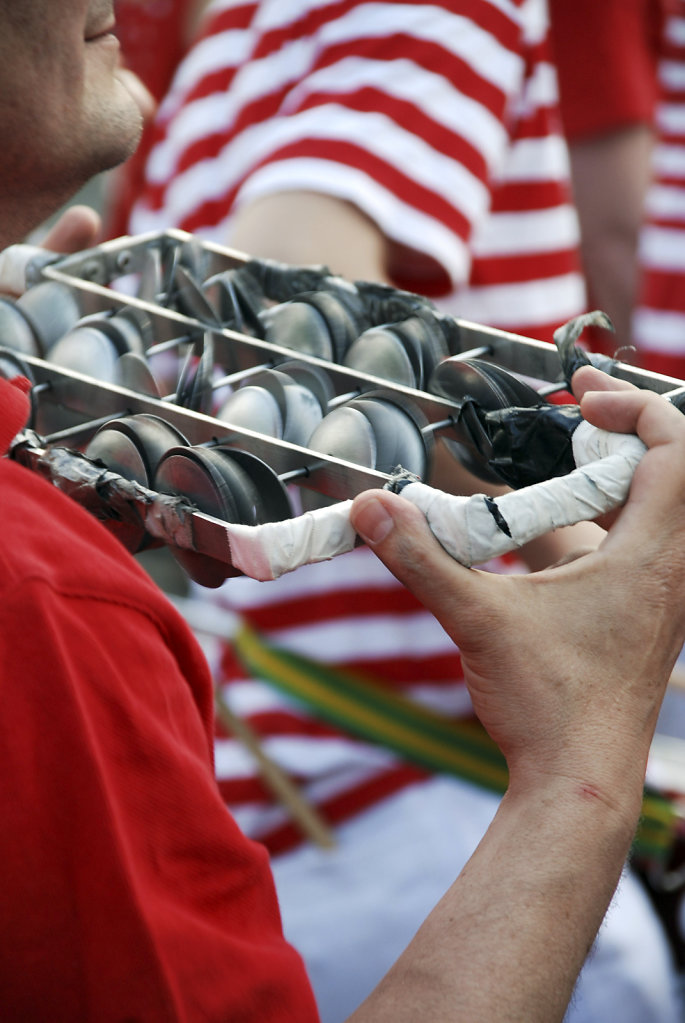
4, 227, 683, 582
431, 357, 544, 409
216, 384, 284, 437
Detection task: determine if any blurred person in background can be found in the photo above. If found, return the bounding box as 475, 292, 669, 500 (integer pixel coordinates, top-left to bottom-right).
550, 0, 685, 383
633, 1, 685, 379
549, 0, 671, 352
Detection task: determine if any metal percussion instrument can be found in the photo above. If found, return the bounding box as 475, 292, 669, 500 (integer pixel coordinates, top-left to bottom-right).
3, 229, 684, 586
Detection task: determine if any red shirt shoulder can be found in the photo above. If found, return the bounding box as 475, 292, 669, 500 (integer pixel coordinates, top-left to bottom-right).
0, 455, 318, 1020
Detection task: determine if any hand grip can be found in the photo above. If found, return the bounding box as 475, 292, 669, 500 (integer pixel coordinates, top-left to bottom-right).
222, 422, 647, 579
399, 422, 646, 566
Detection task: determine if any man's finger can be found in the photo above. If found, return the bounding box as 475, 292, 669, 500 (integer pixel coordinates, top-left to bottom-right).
578, 387, 685, 572
571, 369, 685, 541
573, 363, 685, 451
571, 364, 636, 399
580, 386, 685, 450
40, 205, 101, 254
350, 489, 490, 639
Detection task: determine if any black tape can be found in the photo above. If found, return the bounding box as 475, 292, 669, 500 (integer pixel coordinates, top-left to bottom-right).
484, 495, 512, 537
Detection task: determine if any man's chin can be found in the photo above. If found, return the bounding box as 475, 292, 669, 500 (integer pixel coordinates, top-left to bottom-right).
91, 97, 144, 173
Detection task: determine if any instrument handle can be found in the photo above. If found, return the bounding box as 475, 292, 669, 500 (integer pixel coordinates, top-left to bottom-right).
398, 422, 646, 567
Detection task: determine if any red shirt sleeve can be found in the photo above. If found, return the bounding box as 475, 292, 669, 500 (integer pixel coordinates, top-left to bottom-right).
549, 0, 670, 140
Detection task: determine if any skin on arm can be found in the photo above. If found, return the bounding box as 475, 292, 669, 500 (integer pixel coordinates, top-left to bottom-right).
229, 191, 389, 283
345, 367, 685, 1022
568, 125, 655, 348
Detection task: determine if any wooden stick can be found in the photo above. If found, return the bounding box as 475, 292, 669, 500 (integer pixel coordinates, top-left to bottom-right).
215, 688, 336, 849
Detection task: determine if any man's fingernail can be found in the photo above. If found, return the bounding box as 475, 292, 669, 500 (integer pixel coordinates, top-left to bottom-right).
354, 497, 394, 545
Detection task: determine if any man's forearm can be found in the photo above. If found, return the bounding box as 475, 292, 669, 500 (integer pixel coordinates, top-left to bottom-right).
348, 771, 644, 1023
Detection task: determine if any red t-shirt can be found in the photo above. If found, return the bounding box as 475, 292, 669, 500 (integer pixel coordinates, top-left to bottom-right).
0, 378, 318, 1021
549, 0, 672, 140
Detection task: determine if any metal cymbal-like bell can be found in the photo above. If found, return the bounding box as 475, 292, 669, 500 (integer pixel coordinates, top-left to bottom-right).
86, 413, 187, 483
219, 363, 330, 447
175, 331, 215, 412
16, 281, 82, 352
278, 360, 335, 411
219, 447, 292, 524
343, 326, 418, 386
216, 384, 284, 437
429, 357, 544, 483
203, 270, 265, 335
49, 325, 123, 381
172, 263, 221, 325
255, 368, 326, 447
0, 298, 43, 356
85, 414, 188, 552
153, 445, 291, 587
154, 446, 245, 587
343, 310, 449, 386
351, 394, 429, 477
258, 291, 360, 361
342, 315, 449, 389
430, 356, 543, 409
107, 306, 153, 355
259, 300, 336, 359
305, 393, 429, 475
301, 391, 429, 510
114, 352, 162, 397
48, 307, 149, 382
304, 405, 379, 468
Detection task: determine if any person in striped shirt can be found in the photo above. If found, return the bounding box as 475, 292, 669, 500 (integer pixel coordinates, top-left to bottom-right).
634, 0, 685, 380
550, 0, 685, 381
549, 0, 672, 353
112, 2, 682, 1019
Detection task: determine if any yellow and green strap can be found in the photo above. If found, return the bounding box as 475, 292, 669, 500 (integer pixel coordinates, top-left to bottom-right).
233, 622, 678, 865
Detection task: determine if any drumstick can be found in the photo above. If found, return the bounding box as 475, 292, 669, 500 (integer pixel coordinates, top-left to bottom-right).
214, 687, 336, 849
166, 595, 335, 847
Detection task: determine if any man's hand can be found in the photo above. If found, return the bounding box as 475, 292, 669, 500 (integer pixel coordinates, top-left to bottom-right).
348, 365, 685, 1021
350, 366, 685, 808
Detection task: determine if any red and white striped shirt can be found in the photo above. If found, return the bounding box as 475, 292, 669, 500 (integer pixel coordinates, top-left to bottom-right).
634, 1, 685, 380
198, 547, 525, 855
120, 0, 586, 853
127, 0, 584, 340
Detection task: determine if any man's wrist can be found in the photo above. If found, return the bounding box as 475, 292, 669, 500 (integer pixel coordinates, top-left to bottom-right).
504, 756, 646, 859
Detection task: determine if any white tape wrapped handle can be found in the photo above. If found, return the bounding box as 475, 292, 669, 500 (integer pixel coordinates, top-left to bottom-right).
0, 244, 50, 295
398, 420, 646, 566
222, 421, 646, 580
224, 499, 358, 580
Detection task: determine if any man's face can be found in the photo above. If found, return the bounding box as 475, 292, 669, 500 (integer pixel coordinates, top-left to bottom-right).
0, 0, 143, 243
